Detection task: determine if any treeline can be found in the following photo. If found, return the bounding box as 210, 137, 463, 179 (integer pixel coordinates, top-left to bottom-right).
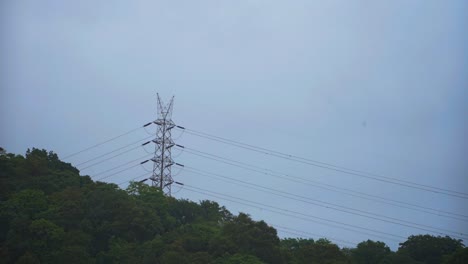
0, 148, 466, 263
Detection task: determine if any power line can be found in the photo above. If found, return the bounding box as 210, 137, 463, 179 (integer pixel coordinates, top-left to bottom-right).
275, 228, 352, 248
75, 135, 154, 167
101, 176, 403, 246
180, 166, 467, 239
178, 127, 468, 199
95, 162, 143, 182
112, 176, 357, 248
179, 147, 468, 221
111, 172, 401, 241
79, 145, 143, 171
117, 172, 149, 186
112, 176, 356, 248
273, 224, 357, 248
180, 184, 404, 242
95, 170, 440, 244
81, 146, 468, 241
62, 122, 152, 159
91, 153, 152, 178
105, 173, 403, 242
181, 186, 399, 242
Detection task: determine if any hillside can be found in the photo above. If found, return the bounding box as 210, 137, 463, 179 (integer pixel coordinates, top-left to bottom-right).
0, 148, 466, 264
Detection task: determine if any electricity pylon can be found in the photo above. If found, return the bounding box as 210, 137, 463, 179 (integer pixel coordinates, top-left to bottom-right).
150, 93, 176, 195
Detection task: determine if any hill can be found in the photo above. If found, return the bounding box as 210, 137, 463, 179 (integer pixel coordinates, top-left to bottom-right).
0, 148, 466, 263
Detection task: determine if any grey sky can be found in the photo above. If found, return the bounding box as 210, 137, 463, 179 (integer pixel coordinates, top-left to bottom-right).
1, 0, 467, 249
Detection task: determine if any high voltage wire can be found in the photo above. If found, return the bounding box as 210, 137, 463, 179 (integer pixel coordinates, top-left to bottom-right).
109, 176, 401, 241
63, 122, 152, 159
273, 225, 357, 248
101, 175, 465, 245
75, 142, 462, 243
179, 165, 467, 239
182, 128, 468, 198
91, 153, 152, 178
69, 124, 466, 237
95, 163, 143, 182
75, 135, 154, 167
182, 167, 468, 238
181, 148, 468, 220
180, 184, 404, 242
79, 144, 143, 171
96, 168, 420, 243
178, 146, 468, 221
117, 172, 148, 186
62, 121, 466, 242
113, 177, 356, 248
62, 123, 466, 197
275, 228, 352, 248
272, 224, 358, 246
69, 141, 153, 185
178, 127, 468, 199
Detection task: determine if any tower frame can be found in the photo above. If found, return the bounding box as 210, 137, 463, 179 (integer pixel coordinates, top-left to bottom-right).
150, 94, 175, 195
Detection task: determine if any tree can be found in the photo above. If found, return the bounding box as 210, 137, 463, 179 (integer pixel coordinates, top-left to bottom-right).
5, 148, 466, 264
294, 238, 348, 264
4, 189, 48, 220
46, 187, 85, 230
15, 252, 40, 264
398, 235, 464, 264
380, 252, 423, 264
280, 238, 315, 263
199, 200, 233, 223
25, 148, 48, 177
351, 240, 391, 264
218, 213, 283, 264
28, 219, 65, 262
443, 247, 468, 264
217, 253, 265, 264
160, 250, 189, 264
99, 238, 139, 264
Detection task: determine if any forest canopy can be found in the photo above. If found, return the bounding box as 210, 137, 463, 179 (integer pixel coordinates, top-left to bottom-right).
0, 148, 466, 263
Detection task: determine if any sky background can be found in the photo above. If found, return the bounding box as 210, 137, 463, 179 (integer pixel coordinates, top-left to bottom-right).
1, 0, 467, 250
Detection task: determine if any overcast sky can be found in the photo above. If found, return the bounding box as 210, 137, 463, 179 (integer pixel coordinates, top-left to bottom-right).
1, 0, 467, 249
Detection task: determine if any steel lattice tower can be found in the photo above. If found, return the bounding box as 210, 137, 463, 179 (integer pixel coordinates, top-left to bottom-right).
150, 94, 176, 195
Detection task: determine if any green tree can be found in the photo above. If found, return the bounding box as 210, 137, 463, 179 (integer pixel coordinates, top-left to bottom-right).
380, 252, 423, 264
443, 247, 468, 264
351, 240, 391, 264
127, 181, 174, 231
14, 251, 40, 264
398, 235, 464, 264
46, 187, 85, 230
139, 237, 166, 264
4, 189, 48, 220
218, 213, 282, 264
295, 238, 348, 264
280, 238, 315, 263
25, 148, 48, 177
28, 219, 65, 262
199, 200, 233, 223
160, 250, 189, 264
98, 237, 139, 264
217, 253, 265, 264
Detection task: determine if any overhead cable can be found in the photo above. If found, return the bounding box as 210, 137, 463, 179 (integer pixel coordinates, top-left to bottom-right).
63, 122, 152, 159
180, 184, 404, 242
178, 147, 468, 221
75, 135, 154, 166
177, 128, 468, 199
180, 166, 467, 239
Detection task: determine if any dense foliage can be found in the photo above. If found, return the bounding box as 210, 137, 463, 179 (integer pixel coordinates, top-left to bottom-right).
0, 148, 466, 263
